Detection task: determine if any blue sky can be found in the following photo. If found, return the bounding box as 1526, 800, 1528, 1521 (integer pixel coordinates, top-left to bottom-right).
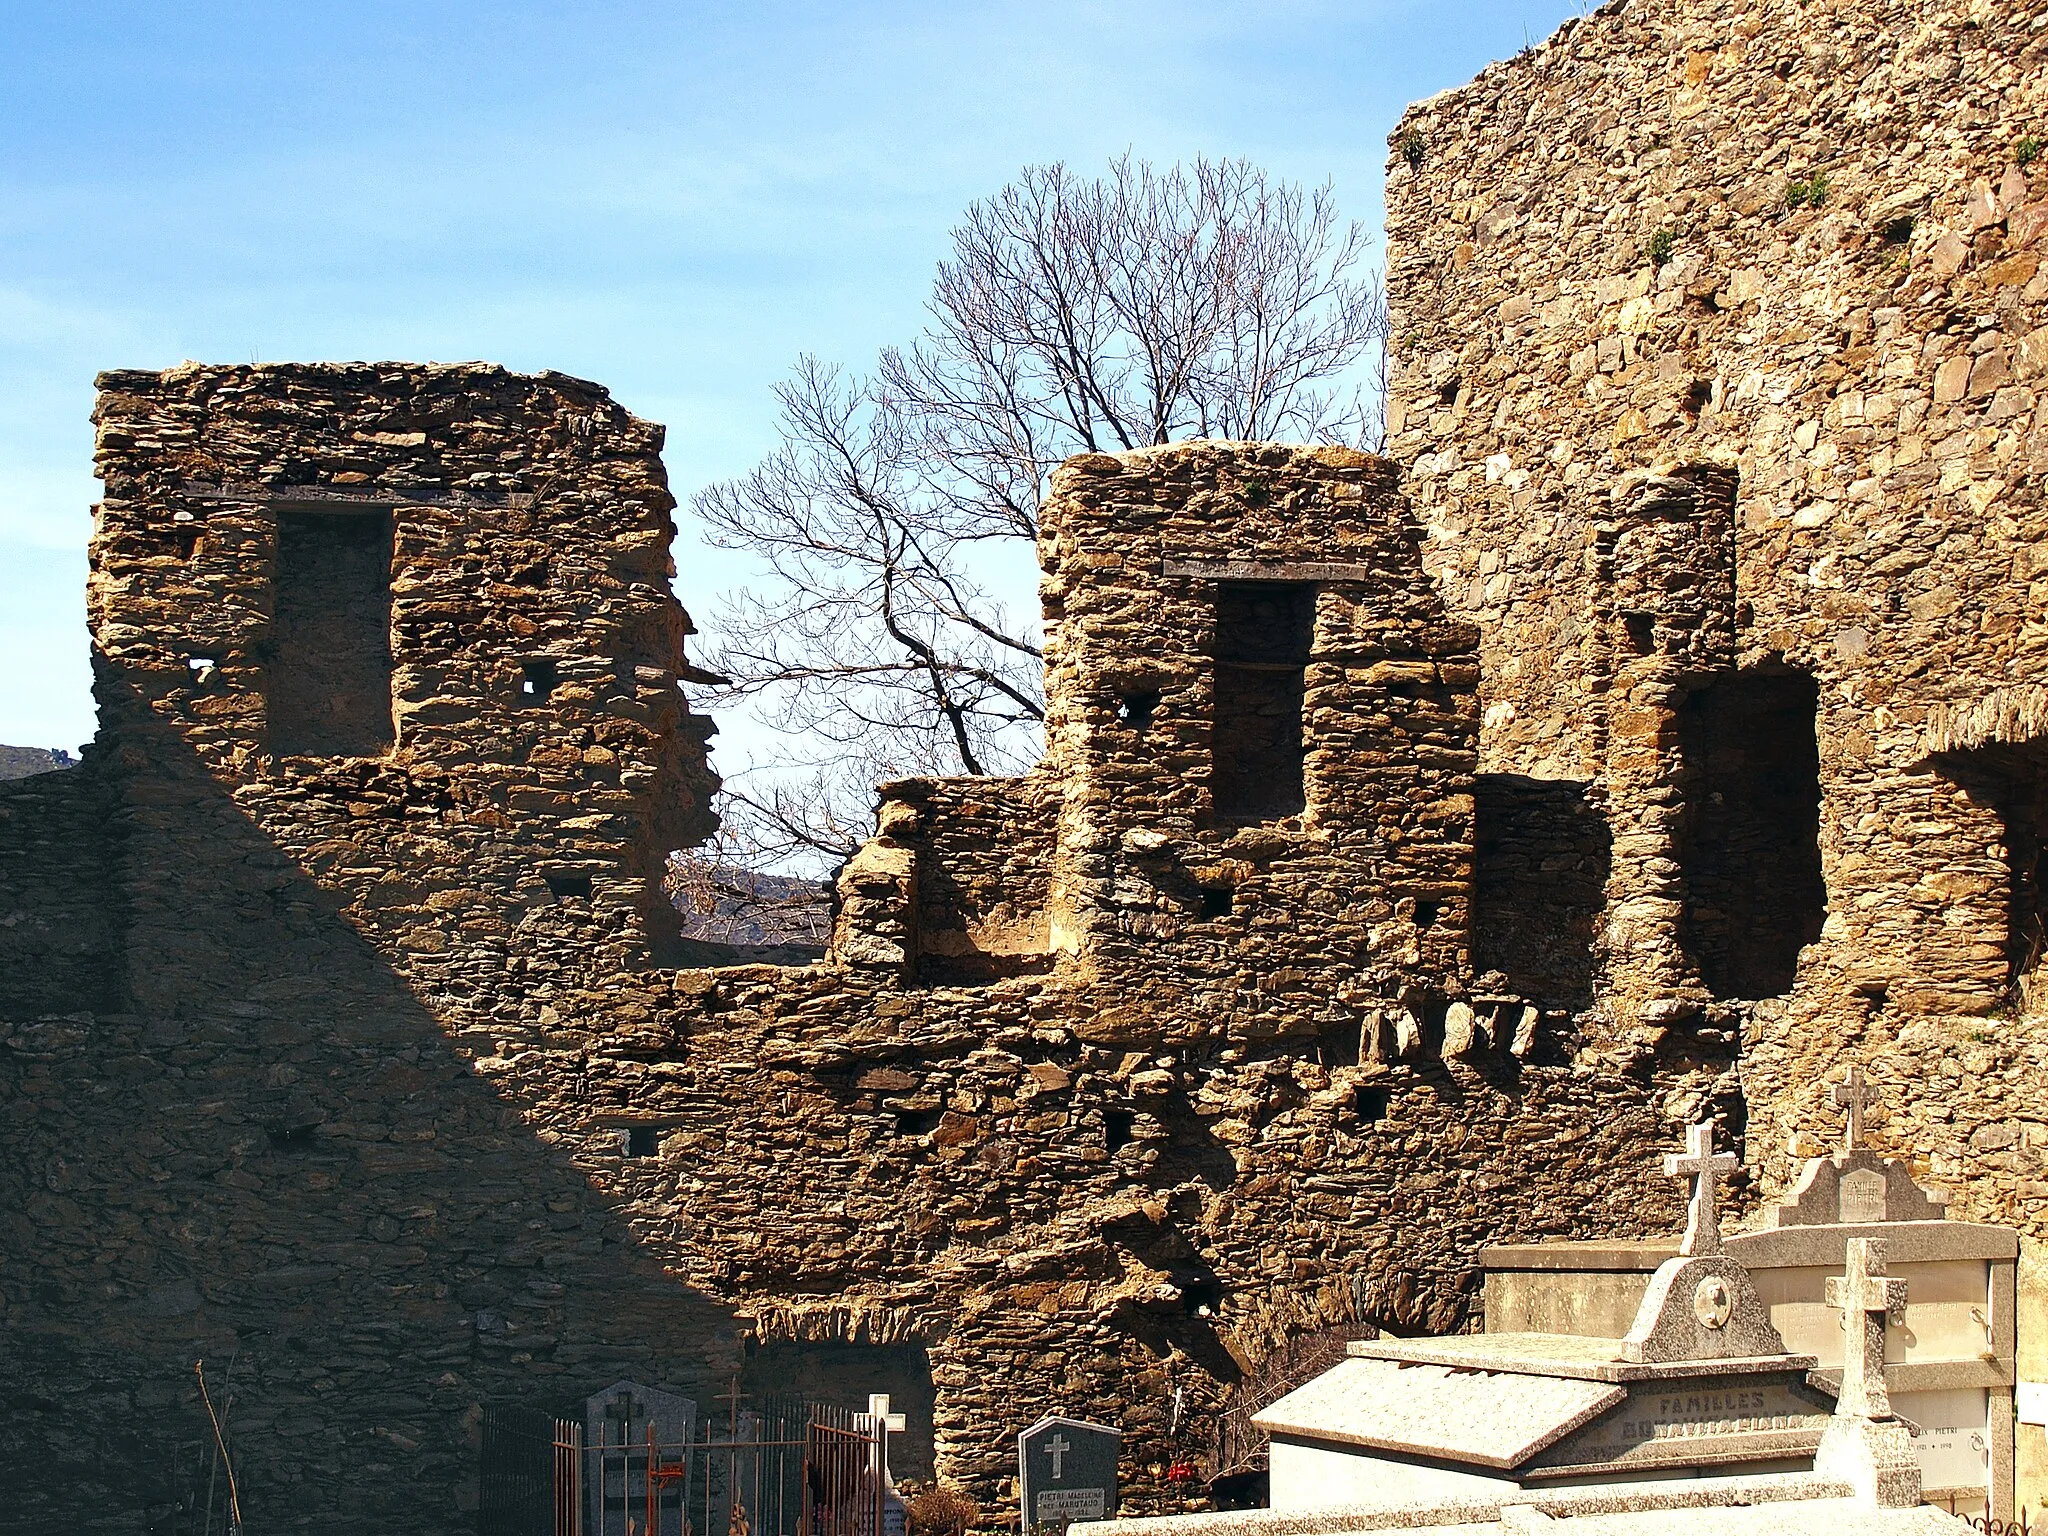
1, 0, 1582, 763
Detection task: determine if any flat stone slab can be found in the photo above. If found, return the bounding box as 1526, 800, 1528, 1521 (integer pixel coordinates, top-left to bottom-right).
1347, 1334, 1817, 1384
1070, 1472, 1971, 1536
1253, 1357, 1624, 1469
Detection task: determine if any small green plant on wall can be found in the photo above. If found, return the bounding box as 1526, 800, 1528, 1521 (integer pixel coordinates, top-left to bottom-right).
2018, 136, 2041, 168
1785, 170, 1830, 210
1647, 229, 1676, 265
1397, 128, 1425, 168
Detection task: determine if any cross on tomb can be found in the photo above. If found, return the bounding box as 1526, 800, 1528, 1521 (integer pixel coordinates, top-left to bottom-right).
1664, 1120, 1737, 1256
856, 1393, 908, 1479
1832, 1067, 1876, 1153
1046, 1433, 1072, 1480
716, 1375, 746, 1435
602, 1391, 644, 1447
1824, 1236, 1908, 1421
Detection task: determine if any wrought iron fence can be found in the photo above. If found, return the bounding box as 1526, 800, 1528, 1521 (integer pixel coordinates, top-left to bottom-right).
1940, 1495, 2031, 1536
482, 1395, 884, 1536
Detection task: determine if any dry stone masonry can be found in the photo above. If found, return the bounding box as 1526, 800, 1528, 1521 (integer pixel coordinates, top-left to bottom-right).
1, 374, 1699, 1531
6, 0, 2048, 1524
1383, 0, 2048, 1491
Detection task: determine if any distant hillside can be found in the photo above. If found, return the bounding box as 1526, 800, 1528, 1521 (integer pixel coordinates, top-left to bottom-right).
667, 856, 830, 947
0, 746, 78, 781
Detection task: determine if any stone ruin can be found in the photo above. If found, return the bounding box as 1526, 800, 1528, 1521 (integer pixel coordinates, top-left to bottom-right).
0, 0, 2044, 1527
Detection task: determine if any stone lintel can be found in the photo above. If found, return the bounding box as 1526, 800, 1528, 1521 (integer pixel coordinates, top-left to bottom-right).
1162, 559, 1380, 583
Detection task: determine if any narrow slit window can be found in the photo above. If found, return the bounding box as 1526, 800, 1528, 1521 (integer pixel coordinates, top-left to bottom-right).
1212, 582, 1313, 822
268, 510, 394, 756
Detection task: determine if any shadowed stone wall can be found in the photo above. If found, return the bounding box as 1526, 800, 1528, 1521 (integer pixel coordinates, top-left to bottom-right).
2, 386, 1707, 1531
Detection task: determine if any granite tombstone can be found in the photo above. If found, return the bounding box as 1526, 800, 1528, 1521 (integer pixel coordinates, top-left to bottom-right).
584, 1380, 697, 1530
1019, 1415, 1119, 1531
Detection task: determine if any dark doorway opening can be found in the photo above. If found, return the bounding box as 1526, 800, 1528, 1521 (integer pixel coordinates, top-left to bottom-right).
269, 510, 394, 757
1212, 583, 1313, 822
1677, 671, 1826, 999
1472, 776, 1611, 1010
739, 1342, 936, 1480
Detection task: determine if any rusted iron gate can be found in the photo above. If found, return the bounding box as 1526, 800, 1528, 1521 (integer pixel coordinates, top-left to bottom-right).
482, 1396, 883, 1536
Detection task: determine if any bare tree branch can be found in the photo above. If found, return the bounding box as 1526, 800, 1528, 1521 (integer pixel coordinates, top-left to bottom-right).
691, 155, 1386, 872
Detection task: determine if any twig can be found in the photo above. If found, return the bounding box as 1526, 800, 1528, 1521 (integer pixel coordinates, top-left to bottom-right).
196, 1358, 244, 1534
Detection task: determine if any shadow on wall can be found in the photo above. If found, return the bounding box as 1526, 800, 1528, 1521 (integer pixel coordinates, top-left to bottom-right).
1677, 670, 1827, 1001
0, 671, 741, 1534
1471, 775, 1611, 1014
1934, 736, 2048, 1004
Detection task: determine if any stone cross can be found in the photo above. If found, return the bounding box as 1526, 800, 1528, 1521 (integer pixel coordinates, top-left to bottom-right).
1046, 1433, 1071, 1479
1824, 1236, 1908, 1420
602, 1391, 643, 1443
857, 1393, 908, 1480
1665, 1120, 1737, 1256
1832, 1067, 1875, 1152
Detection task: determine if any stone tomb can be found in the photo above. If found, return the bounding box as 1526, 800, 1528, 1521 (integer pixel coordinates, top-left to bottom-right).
1481, 1072, 2019, 1519
586, 1380, 697, 1528
1074, 1225, 1965, 1534
1253, 1125, 1843, 1508
1020, 1415, 1121, 1530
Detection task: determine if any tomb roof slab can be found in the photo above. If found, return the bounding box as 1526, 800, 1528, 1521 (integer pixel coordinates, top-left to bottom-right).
1252, 1357, 1625, 1468
1348, 1334, 1817, 1384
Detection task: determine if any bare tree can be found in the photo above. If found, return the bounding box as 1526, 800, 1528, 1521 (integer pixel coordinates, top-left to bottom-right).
693, 154, 1387, 871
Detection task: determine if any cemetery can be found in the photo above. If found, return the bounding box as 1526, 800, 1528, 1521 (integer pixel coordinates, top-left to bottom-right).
0, 0, 2045, 1528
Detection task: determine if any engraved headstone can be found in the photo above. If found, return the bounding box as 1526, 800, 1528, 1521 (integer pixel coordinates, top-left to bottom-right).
585, 1378, 696, 1454
1838, 1167, 1887, 1224
584, 1380, 696, 1528
1765, 1073, 1947, 1227
1018, 1415, 1119, 1531
1623, 1121, 1789, 1365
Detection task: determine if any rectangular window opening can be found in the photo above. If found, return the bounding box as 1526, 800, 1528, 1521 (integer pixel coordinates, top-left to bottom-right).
621, 1125, 662, 1158
1212, 582, 1312, 823
520, 658, 559, 705
268, 510, 394, 757
1351, 1085, 1390, 1123
1678, 671, 1826, 999
1472, 775, 1611, 1011
1933, 739, 2048, 1004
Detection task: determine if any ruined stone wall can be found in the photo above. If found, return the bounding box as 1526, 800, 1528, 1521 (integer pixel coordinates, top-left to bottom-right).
0, 387, 1720, 1531
0, 753, 125, 1019
1381, 0, 2048, 1354
857, 774, 1061, 984
1033, 447, 1479, 1038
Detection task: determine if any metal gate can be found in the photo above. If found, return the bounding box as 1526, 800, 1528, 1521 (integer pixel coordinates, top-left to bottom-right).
482, 1396, 885, 1536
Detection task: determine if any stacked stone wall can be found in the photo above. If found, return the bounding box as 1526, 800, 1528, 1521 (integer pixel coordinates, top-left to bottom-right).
1381, 0, 2048, 1341
0, 381, 1713, 1531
